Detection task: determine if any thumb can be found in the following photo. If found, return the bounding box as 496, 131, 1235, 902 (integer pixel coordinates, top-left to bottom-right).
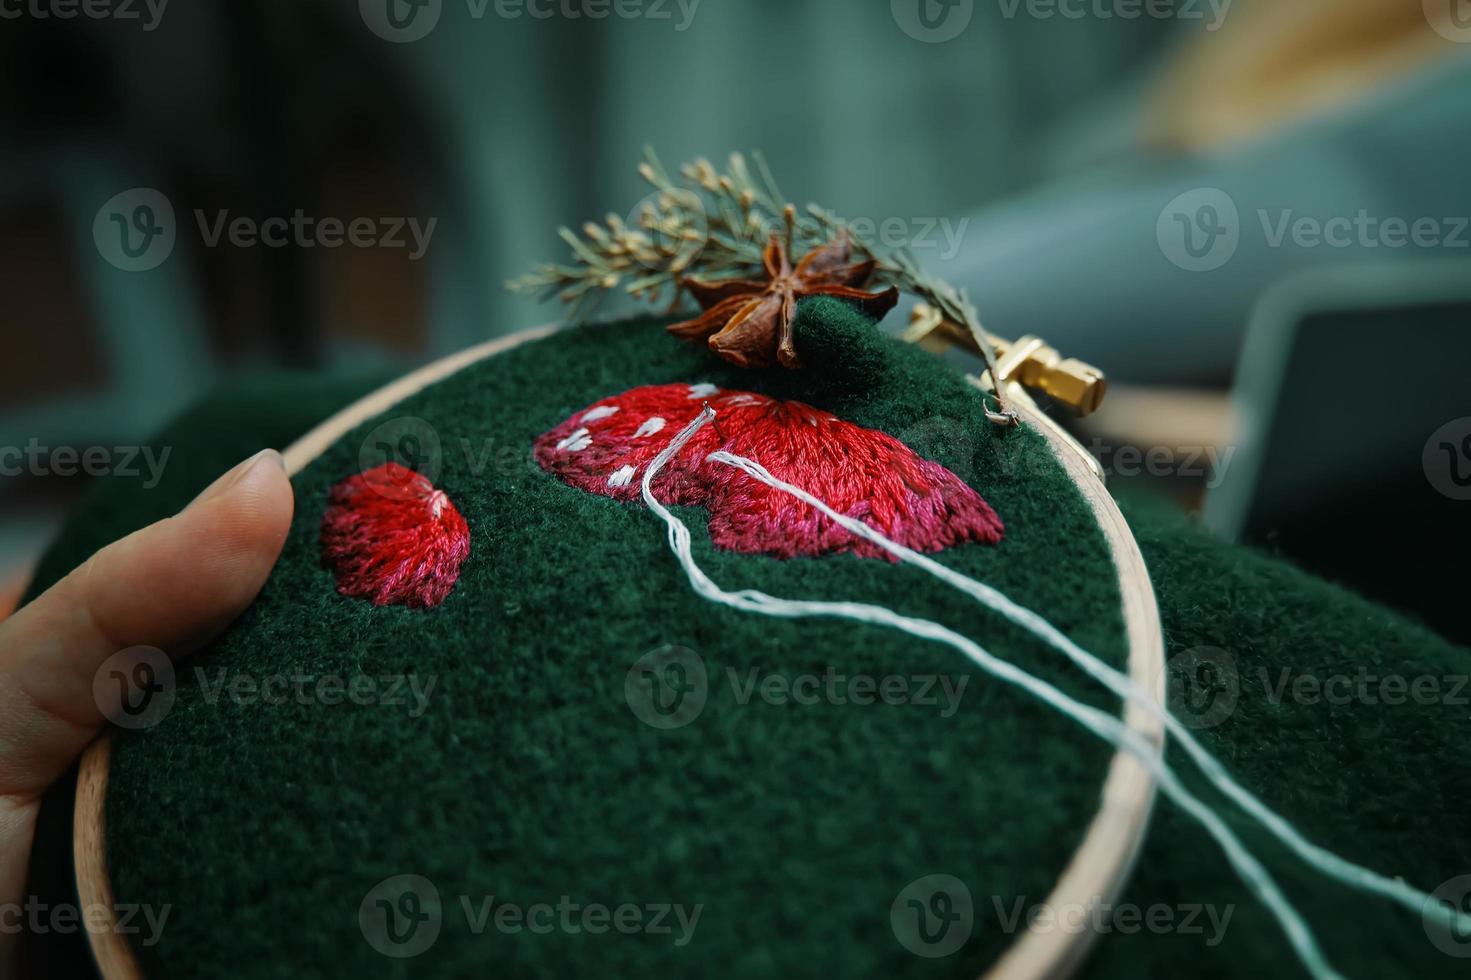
0, 448, 293, 951
0, 448, 293, 799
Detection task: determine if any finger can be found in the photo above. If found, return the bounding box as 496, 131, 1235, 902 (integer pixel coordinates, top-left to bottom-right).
0, 449, 291, 971
0, 448, 294, 802
0, 448, 292, 966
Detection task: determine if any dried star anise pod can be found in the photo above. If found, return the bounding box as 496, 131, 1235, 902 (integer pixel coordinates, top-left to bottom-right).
668, 233, 900, 369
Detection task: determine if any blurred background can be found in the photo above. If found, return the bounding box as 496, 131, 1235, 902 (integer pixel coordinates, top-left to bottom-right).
1, 0, 1468, 639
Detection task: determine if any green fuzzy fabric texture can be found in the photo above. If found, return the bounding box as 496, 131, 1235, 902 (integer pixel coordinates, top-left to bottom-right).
84, 300, 1128, 980
26, 301, 1471, 979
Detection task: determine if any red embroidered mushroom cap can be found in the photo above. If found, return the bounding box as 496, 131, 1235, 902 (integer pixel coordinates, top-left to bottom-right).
534, 383, 1003, 560
320, 463, 470, 608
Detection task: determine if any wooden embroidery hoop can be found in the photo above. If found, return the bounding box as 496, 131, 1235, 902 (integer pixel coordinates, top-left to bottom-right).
74, 323, 1166, 980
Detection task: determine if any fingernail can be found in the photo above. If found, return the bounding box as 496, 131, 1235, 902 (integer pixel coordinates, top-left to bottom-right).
187, 450, 285, 510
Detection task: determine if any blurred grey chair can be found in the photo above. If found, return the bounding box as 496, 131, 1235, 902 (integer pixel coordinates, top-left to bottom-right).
943, 51, 1471, 385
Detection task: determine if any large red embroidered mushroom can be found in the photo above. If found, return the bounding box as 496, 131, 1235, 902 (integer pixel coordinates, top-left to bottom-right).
533, 383, 1003, 560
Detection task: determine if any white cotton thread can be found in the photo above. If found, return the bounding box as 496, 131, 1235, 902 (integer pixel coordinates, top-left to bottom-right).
642, 410, 1350, 980
707, 448, 1471, 943
608, 465, 636, 488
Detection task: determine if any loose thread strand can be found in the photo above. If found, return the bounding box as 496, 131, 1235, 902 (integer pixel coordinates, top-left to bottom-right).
707, 448, 1471, 941
640, 411, 1343, 980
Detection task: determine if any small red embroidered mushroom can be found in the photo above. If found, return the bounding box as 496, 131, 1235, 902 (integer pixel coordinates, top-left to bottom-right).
534, 383, 1002, 560
320, 463, 470, 608
669, 234, 900, 369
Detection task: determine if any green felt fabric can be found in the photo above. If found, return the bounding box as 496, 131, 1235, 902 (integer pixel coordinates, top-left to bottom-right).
25, 304, 1471, 980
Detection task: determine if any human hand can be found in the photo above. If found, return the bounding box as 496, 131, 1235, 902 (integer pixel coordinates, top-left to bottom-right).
0, 449, 293, 972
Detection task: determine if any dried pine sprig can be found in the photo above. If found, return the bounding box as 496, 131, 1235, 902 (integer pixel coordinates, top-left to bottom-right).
510, 148, 794, 320
509, 150, 1014, 423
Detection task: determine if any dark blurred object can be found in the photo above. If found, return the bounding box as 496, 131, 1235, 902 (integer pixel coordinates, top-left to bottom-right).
0, 3, 453, 372
0, 2, 460, 579
1205, 261, 1471, 645
1073, 385, 1235, 513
